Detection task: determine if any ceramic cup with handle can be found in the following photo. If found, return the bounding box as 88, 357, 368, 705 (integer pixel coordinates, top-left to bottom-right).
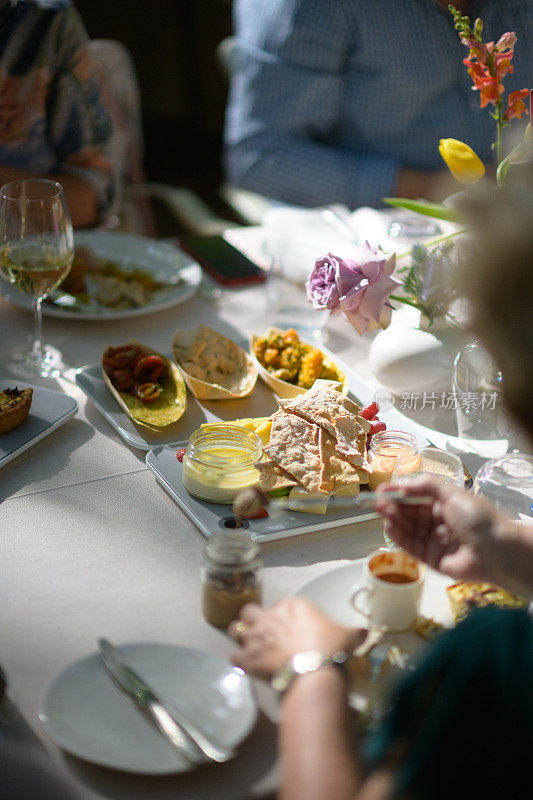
351, 549, 426, 633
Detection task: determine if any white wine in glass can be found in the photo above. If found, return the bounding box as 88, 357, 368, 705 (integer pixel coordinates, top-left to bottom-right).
0, 179, 74, 378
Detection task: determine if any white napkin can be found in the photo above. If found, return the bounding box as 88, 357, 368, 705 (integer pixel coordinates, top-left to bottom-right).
262, 205, 359, 282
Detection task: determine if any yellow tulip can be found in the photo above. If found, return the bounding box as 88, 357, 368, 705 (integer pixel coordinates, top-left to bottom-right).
438, 138, 486, 183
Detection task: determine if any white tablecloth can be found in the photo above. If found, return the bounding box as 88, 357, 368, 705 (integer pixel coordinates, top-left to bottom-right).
0, 224, 490, 799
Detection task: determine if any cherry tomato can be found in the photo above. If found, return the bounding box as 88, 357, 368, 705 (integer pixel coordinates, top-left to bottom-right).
176, 448, 187, 462
361, 401, 379, 420
112, 368, 134, 391
369, 419, 387, 436
242, 506, 269, 519
103, 345, 140, 369
137, 382, 163, 402
133, 355, 165, 383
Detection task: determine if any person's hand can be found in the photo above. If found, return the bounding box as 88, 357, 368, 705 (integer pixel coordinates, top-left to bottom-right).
228, 597, 365, 680
375, 475, 506, 582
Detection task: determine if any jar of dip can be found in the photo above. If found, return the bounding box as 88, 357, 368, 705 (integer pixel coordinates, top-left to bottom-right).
201, 531, 262, 628
367, 430, 419, 490
182, 424, 262, 504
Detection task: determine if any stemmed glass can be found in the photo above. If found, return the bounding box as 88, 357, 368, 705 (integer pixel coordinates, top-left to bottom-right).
473, 454, 533, 522
0, 180, 74, 378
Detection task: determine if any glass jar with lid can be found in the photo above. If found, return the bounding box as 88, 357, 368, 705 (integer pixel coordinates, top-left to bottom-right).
202, 531, 262, 628
182, 424, 262, 504
367, 430, 419, 490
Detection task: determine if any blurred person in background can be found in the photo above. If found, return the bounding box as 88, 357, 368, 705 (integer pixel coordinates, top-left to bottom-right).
229, 163, 533, 799
0, 0, 114, 227
224, 0, 533, 210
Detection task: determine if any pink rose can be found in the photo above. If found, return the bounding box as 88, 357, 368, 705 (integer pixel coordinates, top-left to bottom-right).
306, 243, 401, 335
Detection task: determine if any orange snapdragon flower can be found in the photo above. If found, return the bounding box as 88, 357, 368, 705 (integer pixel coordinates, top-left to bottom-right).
450, 6, 530, 177
479, 80, 504, 109
504, 88, 529, 121
461, 28, 520, 110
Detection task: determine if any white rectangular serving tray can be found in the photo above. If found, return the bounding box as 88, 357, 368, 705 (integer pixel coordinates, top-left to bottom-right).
144, 352, 431, 543
0, 379, 78, 469
76, 357, 316, 450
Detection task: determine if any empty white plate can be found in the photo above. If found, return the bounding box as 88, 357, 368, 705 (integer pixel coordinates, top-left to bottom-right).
39, 642, 257, 774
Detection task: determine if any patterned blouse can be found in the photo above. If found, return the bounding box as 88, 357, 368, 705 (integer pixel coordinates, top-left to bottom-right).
0, 0, 113, 217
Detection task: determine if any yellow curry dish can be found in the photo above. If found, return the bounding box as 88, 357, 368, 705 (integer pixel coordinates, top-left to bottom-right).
251, 327, 347, 398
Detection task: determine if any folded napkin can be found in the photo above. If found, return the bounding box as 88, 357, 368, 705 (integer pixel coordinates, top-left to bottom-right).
262, 205, 358, 282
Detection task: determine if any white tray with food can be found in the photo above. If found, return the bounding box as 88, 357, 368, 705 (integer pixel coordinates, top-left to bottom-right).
0, 380, 78, 469
76, 333, 277, 451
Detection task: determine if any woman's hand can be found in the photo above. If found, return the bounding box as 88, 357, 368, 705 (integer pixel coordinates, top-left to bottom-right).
228, 597, 365, 680
375, 476, 505, 582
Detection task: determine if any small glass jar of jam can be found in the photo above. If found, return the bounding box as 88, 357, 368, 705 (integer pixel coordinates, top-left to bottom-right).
182, 425, 262, 504
367, 430, 419, 490
201, 531, 262, 628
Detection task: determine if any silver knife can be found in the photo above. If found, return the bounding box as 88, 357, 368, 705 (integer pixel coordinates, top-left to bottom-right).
97, 638, 233, 764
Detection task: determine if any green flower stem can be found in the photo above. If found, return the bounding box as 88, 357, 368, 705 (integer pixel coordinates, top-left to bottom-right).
395, 227, 469, 262
388, 294, 423, 311
496, 97, 504, 167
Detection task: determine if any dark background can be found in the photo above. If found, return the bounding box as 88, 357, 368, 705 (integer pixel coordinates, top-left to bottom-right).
76, 0, 234, 220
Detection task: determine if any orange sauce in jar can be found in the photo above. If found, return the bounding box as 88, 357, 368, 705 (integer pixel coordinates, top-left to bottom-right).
367, 431, 419, 490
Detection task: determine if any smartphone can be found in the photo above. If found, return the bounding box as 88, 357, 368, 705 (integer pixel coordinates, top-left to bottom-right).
178, 231, 267, 286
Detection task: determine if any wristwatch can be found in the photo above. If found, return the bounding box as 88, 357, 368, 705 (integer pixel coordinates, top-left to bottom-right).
271, 649, 350, 693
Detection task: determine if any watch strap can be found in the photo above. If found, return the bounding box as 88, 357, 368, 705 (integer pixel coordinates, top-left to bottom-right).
271, 649, 350, 693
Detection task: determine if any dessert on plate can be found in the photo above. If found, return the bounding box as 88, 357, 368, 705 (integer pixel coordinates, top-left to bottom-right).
0, 387, 33, 435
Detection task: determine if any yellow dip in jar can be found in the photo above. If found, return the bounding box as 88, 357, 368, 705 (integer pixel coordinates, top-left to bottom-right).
182, 424, 262, 503
367, 430, 419, 490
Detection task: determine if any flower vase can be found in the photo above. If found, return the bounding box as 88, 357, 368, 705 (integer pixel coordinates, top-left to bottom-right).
368, 311, 464, 397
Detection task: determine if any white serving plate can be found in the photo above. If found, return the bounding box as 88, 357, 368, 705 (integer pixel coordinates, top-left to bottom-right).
3, 231, 202, 320
296, 558, 453, 634
295, 559, 453, 709
39, 642, 256, 775
0, 379, 78, 469
75, 357, 288, 451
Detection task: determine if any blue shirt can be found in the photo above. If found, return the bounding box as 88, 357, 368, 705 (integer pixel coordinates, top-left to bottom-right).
224, 0, 533, 209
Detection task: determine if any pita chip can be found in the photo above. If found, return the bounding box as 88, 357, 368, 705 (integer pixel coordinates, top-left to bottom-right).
317, 428, 370, 492
254, 457, 300, 493
264, 412, 325, 493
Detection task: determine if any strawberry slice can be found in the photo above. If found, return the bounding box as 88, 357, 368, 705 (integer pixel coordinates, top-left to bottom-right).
369, 419, 387, 437
361, 401, 379, 420
176, 448, 187, 462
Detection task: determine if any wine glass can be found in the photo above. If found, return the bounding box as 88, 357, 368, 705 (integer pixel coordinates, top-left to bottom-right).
383, 446, 465, 548
0, 180, 74, 378
473, 454, 533, 522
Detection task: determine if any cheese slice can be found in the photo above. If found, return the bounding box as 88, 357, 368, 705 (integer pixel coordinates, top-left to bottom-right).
288, 487, 330, 514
